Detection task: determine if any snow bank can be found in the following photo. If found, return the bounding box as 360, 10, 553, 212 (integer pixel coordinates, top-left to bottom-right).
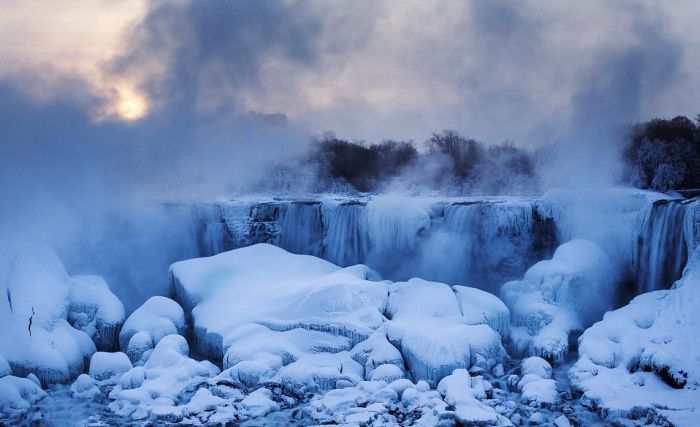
386, 278, 506, 386
570, 247, 700, 423
119, 296, 186, 364
0, 245, 121, 385
502, 239, 616, 363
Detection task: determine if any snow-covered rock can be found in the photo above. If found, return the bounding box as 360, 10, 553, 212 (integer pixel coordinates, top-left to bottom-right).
68, 275, 125, 351
108, 334, 220, 421
0, 246, 121, 385
88, 352, 132, 382
502, 239, 616, 363
387, 278, 506, 386
170, 244, 388, 368
0, 375, 47, 422
437, 369, 507, 425
570, 247, 700, 424
70, 373, 100, 399
119, 296, 186, 364
453, 285, 510, 338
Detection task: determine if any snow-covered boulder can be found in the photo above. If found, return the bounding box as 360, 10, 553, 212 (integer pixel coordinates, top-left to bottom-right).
518, 358, 558, 407
0, 375, 47, 422
169, 244, 388, 366
386, 278, 506, 386
89, 352, 132, 382
68, 275, 125, 351
453, 285, 510, 337
108, 334, 220, 421
0, 246, 120, 385
570, 248, 700, 424
70, 373, 100, 399
119, 296, 186, 364
437, 369, 508, 425
501, 239, 616, 363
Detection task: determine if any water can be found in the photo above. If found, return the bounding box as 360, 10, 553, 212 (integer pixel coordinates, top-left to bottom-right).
637, 200, 688, 293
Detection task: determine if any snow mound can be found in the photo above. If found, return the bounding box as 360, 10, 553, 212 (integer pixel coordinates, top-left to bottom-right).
518, 358, 558, 407
169, 244, 388, 362
307, 370, 510, 426
108, 334, 220, 422
0, 245, 120, 385
453, 285, 510, 337
89, 352, 132, 382
387, 278, 506, 386
68, 275, 125, 351
501, 239, 616, 363
0, 375, 47, 422
119, 296, 187, 364
570, 247, 700, 423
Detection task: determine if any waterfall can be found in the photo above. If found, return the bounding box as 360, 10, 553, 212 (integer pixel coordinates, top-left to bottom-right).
637, 200, 688, 293
278, 201, 324, 256
185, 192, 696, 298
322, 201, 368, 266
190, 204, 229, 257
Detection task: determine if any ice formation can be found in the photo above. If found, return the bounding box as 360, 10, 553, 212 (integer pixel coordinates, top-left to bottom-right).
386, 278, 506, 385
118, 296, 187, 364
0, 375, 47, 422
501, 239, 616, 363
570, 248, 700, 424
0, 245, 122, 386
2, 191, 699, 426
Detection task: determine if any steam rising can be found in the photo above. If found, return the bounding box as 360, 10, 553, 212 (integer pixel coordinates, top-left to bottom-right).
1, 0, 698, 309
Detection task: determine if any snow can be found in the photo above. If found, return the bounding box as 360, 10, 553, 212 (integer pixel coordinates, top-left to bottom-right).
0, 245, 120, 386
0, 375, 47, 422
88, 352, 132, 382
68, 275, 125, 351
437, 369, 505, 425
107, 334, 221, 421
386, 278, 506, 386
170, 244, 387, 363
501, 239, 616, 363
453, 285, 510, 337
118, 296, 187, 364
570, 246, 700, 423
70, 374, 100, 399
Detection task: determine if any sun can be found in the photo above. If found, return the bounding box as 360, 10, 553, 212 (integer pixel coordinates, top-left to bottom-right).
113, 87, 148, 121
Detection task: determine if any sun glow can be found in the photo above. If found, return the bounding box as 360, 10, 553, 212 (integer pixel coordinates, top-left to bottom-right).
113, 87, 149, 121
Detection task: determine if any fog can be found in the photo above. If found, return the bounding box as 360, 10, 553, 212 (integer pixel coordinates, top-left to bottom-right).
1, 0, 698, 310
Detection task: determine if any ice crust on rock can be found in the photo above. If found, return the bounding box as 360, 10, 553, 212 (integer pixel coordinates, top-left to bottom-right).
501, 239, 616, 363
0, 245, 121, 386
119, 296, 187, 364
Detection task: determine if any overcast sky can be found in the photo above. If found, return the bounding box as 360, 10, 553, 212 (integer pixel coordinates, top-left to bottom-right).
1, 0, 699, 146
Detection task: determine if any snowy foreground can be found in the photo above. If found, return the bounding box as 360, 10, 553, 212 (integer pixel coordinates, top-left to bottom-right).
2, 192, 700, 426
